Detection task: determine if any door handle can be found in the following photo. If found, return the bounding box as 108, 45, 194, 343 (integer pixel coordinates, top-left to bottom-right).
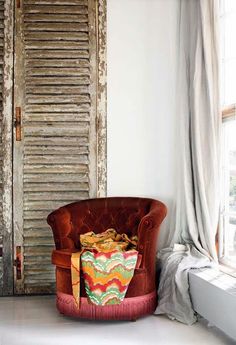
15, 107, 21, 141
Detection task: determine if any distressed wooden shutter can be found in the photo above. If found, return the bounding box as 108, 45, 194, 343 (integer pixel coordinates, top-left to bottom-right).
1, 0, 14, 296
0, 0, 5, 296
13, 0, 97, 294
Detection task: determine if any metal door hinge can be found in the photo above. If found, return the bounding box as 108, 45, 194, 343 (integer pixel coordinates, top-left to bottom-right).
14, 246, 22, 280
15, 107, 22, 141
16, 0, 21, 9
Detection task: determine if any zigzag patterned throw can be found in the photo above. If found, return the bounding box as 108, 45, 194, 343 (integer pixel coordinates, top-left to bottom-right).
81, 250, 138, 306
71, 229, 138, 308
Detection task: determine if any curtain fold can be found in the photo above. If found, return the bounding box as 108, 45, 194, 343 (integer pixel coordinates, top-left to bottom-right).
155, 0, 221, 324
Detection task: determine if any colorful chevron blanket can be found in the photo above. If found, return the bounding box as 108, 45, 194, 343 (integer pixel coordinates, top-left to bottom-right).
71, 229, 138, 308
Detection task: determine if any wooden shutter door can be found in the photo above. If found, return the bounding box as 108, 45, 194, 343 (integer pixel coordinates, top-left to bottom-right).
13, 0, 98, 294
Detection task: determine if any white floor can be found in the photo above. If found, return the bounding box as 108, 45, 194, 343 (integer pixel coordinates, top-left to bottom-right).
0, 296, 234, 345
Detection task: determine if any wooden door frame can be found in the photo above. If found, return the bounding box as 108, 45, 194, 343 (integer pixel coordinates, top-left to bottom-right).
1, 0, 107, 296
96, 0, 107, 198
2, 0, 14, 296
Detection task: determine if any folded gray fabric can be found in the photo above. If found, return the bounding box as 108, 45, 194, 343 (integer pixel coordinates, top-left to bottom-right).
155, 244, 214, 325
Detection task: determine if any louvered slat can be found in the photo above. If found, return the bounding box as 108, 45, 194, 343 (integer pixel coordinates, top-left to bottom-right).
13, 0, 97, 294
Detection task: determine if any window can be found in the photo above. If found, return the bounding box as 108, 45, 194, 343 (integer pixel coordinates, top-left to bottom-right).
219, 0, 236, 271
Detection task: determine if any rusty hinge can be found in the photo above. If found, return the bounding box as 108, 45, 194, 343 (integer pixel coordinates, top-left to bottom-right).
15, 107, 22, 141
16, 0, 21, 9
14, 246, 22, 280
96, 116, 100, 132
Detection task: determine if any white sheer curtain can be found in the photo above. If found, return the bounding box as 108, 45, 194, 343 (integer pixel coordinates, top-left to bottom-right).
155, 0, 221, 324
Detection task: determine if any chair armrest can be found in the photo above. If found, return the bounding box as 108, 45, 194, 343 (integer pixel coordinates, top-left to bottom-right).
52, 248, 78, 268
47, 207, 76, 250
137, 200, 167, 269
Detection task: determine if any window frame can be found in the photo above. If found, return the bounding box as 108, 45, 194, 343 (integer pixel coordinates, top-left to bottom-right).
219, 112, 236, 275
219, 0, 236, 274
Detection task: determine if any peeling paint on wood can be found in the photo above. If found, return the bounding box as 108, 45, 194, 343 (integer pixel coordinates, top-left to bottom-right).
88, 0, 97, 198
13, 0, 105, 295
13, 0, 25, 295
2, 0, 14, 296
0, 0, 106, 295
97, 0, 107, 197
0, 0, 4, 294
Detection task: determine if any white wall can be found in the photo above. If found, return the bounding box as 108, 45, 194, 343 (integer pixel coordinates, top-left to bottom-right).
107, 0, 179, 242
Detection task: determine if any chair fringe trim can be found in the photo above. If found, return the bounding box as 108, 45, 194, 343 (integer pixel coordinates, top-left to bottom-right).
56, 290, 157, 320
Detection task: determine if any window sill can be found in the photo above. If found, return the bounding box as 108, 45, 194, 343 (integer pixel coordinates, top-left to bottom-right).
189, 268, 236, 341
219, 263, 236, 278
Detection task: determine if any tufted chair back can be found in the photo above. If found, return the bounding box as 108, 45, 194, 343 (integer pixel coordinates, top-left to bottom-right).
47, 197, 158, 251
48, 197, 154, 249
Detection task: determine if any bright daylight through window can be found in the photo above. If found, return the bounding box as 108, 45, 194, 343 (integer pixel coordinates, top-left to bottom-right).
220, 0, 236, 271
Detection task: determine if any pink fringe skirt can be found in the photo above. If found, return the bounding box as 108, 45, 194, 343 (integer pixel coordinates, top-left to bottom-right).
57, 290, 157, 321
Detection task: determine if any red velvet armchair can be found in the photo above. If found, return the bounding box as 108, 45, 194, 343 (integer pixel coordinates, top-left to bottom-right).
47, 197, 167, 320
